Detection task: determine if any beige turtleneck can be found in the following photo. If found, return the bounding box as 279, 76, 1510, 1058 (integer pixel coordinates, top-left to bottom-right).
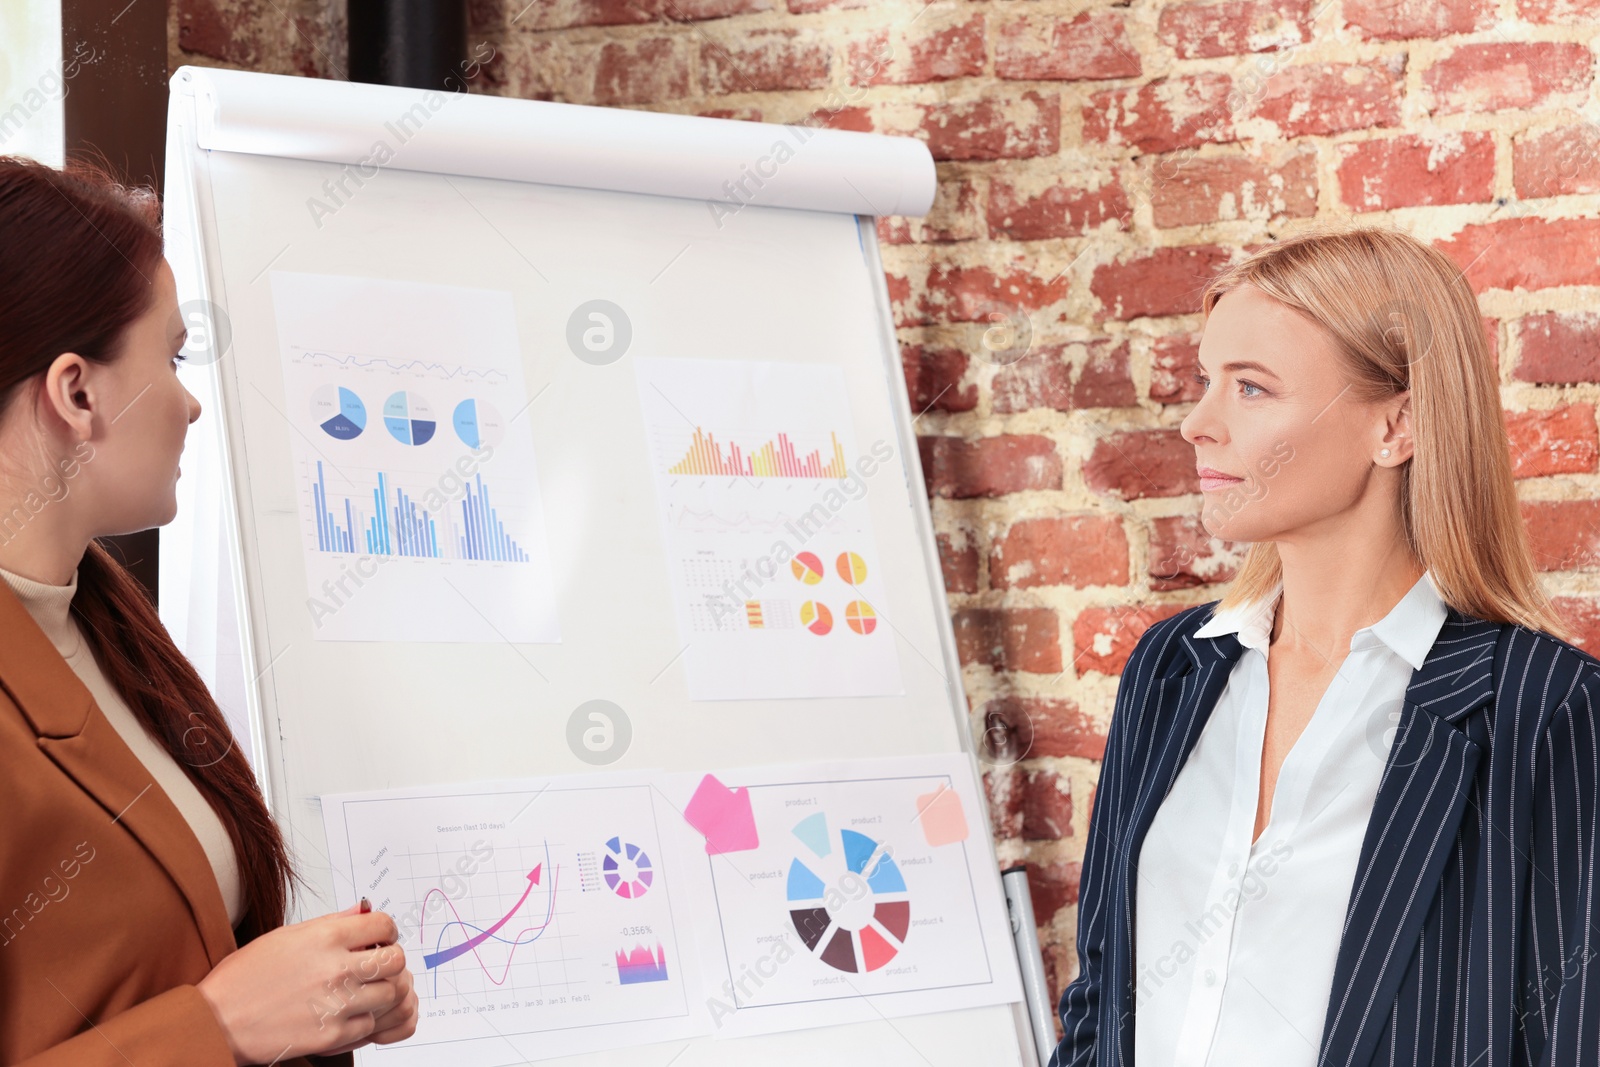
0, 564, 245, 928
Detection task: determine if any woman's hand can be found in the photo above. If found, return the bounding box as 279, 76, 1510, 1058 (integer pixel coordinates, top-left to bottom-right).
320, 949, 419, 1057
197, 903, 419, 1065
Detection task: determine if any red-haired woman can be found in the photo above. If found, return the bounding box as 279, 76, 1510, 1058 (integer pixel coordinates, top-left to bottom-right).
0, 155, 418, 1066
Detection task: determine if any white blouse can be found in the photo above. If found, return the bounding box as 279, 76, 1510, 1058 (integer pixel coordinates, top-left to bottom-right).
1133, 569, 1447, 1066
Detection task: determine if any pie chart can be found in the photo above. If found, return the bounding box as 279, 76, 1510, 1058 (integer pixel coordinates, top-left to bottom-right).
845, 601, 877, 635
836, 551, 868, 585
786, 814, 910, 974
800, 601, 832, 635
311, 385, 366, 441
452, 398, 504, 449
602, 837, 653, 899
791, 552, 824, 585
383, 391, 437, 446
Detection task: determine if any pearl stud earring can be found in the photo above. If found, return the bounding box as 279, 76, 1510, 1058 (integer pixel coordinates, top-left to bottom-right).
1380, 449, 1391, 457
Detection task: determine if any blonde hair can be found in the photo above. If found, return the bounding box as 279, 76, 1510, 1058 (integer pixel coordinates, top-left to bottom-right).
1200, 224, 1573, 643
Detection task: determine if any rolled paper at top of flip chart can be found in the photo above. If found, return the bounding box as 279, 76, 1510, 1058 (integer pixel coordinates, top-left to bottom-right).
174, 66, 937, 219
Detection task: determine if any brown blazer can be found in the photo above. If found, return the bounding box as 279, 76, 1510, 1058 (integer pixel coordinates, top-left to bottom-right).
0, 578, 352, 1067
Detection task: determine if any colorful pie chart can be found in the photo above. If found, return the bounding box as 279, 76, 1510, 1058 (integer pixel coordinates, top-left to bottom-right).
800, 601, 833, 635
791, 551, 824, 585
786, 815, 910, 974
383, 390, 437, 446
602, 836, 653, 900
836, 551, 868, 585
845, 600, 877, 635
311, 385, 366, 440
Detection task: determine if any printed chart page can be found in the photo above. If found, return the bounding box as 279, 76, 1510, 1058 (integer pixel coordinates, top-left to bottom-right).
321, 774, 714, 1065
269, 271, 560, 644
673, 753, 1020, 1038
633, 356, 905, 700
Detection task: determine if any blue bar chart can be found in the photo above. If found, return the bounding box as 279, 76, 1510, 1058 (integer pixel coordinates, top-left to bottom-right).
310, 460, 529, 563
311, 460, 361, 554
272, 270, 560, 644
459, 473, 529, 562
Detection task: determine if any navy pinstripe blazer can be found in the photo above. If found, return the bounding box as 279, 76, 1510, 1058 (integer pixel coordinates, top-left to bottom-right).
1049, 598, 1600, 1067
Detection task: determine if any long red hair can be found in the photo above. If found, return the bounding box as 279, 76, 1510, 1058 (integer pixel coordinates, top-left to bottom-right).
0, 153, 297, 930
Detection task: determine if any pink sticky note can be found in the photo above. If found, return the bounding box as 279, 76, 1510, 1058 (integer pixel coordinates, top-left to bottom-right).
684, 773, 760, 855
916, 785, 969, 847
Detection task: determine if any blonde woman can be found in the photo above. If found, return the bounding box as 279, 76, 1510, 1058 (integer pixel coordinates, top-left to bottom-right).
1050, 227, 1600, 1067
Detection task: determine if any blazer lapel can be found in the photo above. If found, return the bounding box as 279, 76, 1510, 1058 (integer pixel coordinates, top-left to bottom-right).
1315, 609, 1500, 1067
1110, 620, 1246, 1066
0, 576, 239, 967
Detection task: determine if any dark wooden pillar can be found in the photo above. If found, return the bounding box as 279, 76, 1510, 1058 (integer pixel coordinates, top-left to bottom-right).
348, 0, 467, 90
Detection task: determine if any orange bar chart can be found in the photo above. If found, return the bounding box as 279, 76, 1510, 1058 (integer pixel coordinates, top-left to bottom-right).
669, 427, 847, 479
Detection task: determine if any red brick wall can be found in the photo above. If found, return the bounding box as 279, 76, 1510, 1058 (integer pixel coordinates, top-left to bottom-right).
172, 0, 1600, 1015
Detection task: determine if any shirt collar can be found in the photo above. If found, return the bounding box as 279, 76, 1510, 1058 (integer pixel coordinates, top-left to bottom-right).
1192, 568, 1447, 670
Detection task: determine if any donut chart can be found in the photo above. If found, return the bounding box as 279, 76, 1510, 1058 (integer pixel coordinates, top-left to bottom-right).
602, 836, 653, 899
785, 815, 910, 973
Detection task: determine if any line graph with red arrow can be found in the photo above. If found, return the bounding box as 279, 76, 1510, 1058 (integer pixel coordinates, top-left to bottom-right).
420, 842, 559, 992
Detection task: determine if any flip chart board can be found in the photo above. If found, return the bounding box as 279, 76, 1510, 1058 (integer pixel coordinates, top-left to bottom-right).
159, 66, 1037, 1067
